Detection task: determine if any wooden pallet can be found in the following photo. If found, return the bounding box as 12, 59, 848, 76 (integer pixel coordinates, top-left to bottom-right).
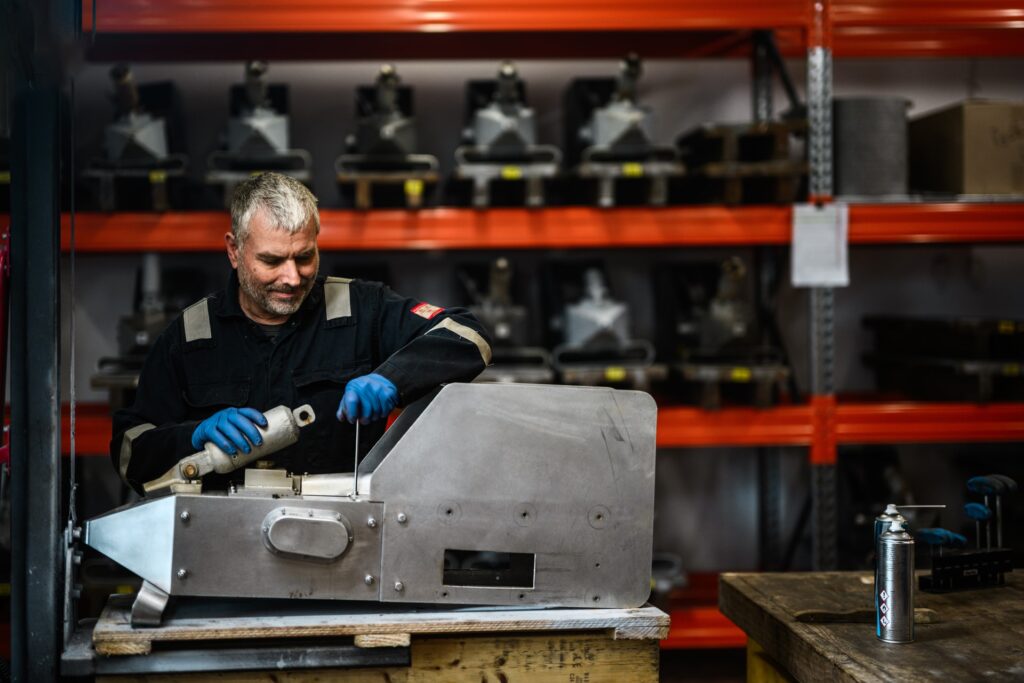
91, 594, 668, 681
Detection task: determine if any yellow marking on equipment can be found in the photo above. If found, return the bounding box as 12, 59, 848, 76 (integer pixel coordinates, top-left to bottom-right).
605, 367, 627, 382
1003, 363, 1021, 377
622, 163, 644, 177
731, 367, 753, 382
0, 171, 10, 184
148, 170, 167, 183
998, 320, 1015, 334
405, 179, 424, 197
501, 166, 523, 180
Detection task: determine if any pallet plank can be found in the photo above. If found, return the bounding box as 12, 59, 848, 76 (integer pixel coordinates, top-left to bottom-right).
93, 594, 668, 657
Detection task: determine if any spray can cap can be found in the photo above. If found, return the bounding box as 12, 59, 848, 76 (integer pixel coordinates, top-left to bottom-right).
884, 503, 899, 515
889, 519, 906, 533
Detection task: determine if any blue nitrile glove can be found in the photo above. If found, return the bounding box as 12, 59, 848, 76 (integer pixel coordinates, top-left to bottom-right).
191, 407, 268, 455
336, 373, 398, 424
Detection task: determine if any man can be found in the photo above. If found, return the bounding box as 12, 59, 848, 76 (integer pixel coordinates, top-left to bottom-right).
111, 172, 492, 494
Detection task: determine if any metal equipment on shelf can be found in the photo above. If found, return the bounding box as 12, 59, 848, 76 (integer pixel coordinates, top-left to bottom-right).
655, 256, 791, 409
863, 315, 1024, 402
451, 62, 561, 208
89, 254, 207, 411
84, 384, 657, 625
564, 55, 683, 207
675, 120, 808, 205
550, 267, 661, 389
81, 64, 188, 211
461, 257, 554, 383
205, 61, 313, 207
335, 65, 439, 209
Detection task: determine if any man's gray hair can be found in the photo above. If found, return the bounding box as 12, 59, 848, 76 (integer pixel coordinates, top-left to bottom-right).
230, 172, 320, 248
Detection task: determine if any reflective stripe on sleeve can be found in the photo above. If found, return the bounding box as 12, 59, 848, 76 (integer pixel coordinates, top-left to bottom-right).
325, 277, 353, 320
119, 423, 156, 484
183, 298, 212, 342
427, 318, 492, 366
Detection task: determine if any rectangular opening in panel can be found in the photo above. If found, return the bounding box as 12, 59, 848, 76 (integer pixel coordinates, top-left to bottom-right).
442, 549, 535, 588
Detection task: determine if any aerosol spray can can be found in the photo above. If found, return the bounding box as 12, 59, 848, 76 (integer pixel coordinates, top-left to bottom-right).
874, 504, 907, 555
876, 519, 915, 643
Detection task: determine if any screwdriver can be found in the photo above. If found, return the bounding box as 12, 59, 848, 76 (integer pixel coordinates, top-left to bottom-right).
963, 502, 992, 550
987, 474, 1018, 549
967, 476, 1004, 550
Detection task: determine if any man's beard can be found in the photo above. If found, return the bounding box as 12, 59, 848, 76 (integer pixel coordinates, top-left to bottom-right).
238, 265, 317, 318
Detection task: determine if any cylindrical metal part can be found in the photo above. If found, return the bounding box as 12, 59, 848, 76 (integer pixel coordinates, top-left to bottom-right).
207, 404, 316, 474
876, 520, 915, 643
833, 97, 909, 196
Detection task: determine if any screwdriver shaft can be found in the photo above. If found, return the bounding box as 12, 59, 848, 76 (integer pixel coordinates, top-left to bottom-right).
352, 421, 360, 498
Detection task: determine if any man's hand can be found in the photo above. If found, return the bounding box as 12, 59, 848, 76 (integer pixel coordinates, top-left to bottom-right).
191, 407, 268, 455
337, 373, 398, 424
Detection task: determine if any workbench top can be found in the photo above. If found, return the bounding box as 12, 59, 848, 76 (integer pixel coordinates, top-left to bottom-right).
719, 571, 1024, 682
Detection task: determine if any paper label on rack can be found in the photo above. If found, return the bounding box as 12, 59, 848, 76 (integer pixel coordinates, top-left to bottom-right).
791, 203, 849, 287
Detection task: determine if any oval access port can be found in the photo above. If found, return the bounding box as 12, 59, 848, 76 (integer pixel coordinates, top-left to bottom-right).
262, 507, 351, 562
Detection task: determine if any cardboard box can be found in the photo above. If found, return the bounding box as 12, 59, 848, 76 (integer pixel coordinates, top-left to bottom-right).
909, 100, 1024, 195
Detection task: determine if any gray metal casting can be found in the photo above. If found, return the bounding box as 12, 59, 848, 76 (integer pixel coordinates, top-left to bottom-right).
564, 269, 630, 349
143, 404, 315, 494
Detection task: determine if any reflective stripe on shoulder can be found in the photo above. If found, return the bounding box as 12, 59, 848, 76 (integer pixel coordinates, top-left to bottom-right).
183, 298, 212, 342
119, 423, 156, 484
427, 318, 492, 366
324, 277, 353, 320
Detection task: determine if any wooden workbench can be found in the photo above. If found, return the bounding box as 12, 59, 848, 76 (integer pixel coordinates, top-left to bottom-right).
85, 594, 669, 682
719, 571, 1024, 682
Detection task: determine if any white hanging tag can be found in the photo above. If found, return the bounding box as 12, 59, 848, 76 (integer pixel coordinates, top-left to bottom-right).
791, 203, 850, 287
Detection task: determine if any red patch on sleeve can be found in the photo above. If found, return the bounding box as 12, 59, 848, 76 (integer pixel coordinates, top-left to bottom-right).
411, 302, 445, 320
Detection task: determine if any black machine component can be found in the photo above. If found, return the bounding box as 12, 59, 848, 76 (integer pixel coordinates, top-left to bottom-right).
335, 65, 439, 209
655, 256, 791, 409
451, 62, 561, 208
205, 61, 312, 206
81, 64, 188, 211
919, 548, 1014, 592
544, 262, 661, 389
563, 55, 682, 207
863, 316, 1024, 402
91, 255, 207, 411
459, 258, 553, 383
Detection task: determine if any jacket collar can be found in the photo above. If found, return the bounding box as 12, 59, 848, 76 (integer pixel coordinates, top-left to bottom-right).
214, 269, 324, 322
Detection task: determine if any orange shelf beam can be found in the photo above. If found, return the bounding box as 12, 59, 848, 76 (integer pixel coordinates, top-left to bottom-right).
29, 400, 1024, 457
848, 203, 1024, 244
53, 203, 1024, 253
836, 402, 1024, 445
832, 1, 1024, 30
59, 207, 794, 252
82, 1, 811, 34
658, 406, 815, 448
662, 607, 747, 650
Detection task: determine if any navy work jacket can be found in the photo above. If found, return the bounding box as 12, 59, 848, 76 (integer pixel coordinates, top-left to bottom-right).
111, 271, 492, 494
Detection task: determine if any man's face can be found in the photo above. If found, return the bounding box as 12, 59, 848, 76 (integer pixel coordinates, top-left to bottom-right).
226, 209, 320, 324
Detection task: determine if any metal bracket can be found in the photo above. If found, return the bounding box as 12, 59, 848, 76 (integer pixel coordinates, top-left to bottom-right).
131, 581, 171, 627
